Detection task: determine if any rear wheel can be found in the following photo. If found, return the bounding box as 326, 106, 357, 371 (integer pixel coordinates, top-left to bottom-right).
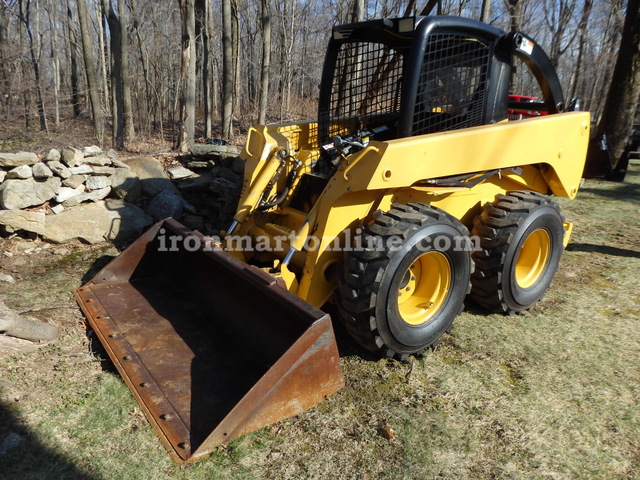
470, 191, 565, 313
336, 203, 473, 360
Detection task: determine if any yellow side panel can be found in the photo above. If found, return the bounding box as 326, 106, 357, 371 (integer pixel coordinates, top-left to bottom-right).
342, 111, 590, 199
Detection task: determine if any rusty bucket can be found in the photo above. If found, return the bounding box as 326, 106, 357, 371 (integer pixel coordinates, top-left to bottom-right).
74, 218, 344, 464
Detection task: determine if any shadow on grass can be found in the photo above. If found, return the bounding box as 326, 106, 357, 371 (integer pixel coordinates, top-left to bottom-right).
580, 165, 640, 202
80, 255, 118, 284
0, 404, 100, 480
566, 243, 640, 259
579, 182, 640, 203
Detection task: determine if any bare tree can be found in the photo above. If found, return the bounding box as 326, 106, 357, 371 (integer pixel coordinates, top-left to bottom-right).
595, 0, 640, 166
118, 0, 134, 142
195, 0, 213, 138
177, 0, 196, 151
481, 0, 492, 21
96, 4, 109, 114
569, 0, 593, 100
129, 0, 152, 136
76, 0, 104, 141
102, 0, 124, 148
587, 0, 623, 120
543, 0, 579, 70
44, 1, 61, 126
221, 0, 235, 138
352, 0, 365, 21
0, 0, 632, 155
505, 0, 523, 88
66, 0, 82, 118
258, 0, 271, 125
19, 0, 47, 131
0, 3, 9, 107
103, 0, 135, 147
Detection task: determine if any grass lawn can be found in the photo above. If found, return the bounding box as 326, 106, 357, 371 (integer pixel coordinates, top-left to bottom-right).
0, 162, 638, 480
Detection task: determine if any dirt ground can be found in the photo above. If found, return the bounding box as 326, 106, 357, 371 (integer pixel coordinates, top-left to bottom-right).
0, 162, 638, 480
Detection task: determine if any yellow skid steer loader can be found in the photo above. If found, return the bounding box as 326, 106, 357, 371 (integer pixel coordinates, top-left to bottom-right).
75, 15, 589, 463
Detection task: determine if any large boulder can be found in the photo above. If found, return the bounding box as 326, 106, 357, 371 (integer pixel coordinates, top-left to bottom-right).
110, 167, 141, 203
0, 210, 45, 235
145, 190, 184, 222
0, 152, 38, 168
44, 199, 153, 244
125, 156, 179, 197
0, 177, 61, 210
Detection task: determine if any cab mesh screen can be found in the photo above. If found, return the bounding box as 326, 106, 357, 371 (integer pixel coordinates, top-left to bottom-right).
321, 42, 403, 143
413, 34, 490, 135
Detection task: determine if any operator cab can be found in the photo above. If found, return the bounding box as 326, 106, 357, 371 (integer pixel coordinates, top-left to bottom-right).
316, 15, 565, 168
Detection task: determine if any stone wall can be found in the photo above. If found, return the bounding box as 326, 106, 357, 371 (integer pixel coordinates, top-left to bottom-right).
0, 144, 243, 244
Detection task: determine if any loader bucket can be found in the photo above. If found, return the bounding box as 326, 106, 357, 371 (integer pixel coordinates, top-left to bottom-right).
74, 218, 344, 464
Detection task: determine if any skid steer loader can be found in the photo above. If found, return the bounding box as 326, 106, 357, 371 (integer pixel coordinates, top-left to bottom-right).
75, 15, 589, 463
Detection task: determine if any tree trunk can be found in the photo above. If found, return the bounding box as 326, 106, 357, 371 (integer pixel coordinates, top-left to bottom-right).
20, 0, 48, 132
420, 0, 440, 15
258, 0, 271, 125
66, 0, 82, 118
97, 4, 109, 114
130, 0, 152, 136
196, 0, 212, 138
351, 0, 365, 22
596, 0, 640, 166
569, 0, 592, 101
543, 0, 579, 71
76, 0, 104, 141
221, 0, 234, 138
232, 0, 240, 125
587, 0, 622, 120
481, 0, 491, 22
102, 0, 124, 148
506, 0, 522, 90
118, 0, 135, 142
177, 0, 196, 151
0, 4, 8, 103
44, 3, 61, 126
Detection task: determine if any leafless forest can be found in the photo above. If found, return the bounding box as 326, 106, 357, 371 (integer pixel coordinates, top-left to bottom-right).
0, 0, 638, 153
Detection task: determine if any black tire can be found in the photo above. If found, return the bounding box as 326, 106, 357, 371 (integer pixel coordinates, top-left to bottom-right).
335, 203, 473, 360
470, 191, 565, 313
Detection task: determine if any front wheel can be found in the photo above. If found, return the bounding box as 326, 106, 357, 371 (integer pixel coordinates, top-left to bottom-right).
336, 203, 473, 360
471, 191, 566, 313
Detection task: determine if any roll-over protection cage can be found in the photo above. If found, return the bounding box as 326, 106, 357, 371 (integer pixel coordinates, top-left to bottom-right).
317, 15, 565, 146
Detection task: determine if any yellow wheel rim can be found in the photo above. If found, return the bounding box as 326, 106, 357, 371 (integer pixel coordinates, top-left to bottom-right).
397, 251, 451, 326
515, 228, 551, 289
